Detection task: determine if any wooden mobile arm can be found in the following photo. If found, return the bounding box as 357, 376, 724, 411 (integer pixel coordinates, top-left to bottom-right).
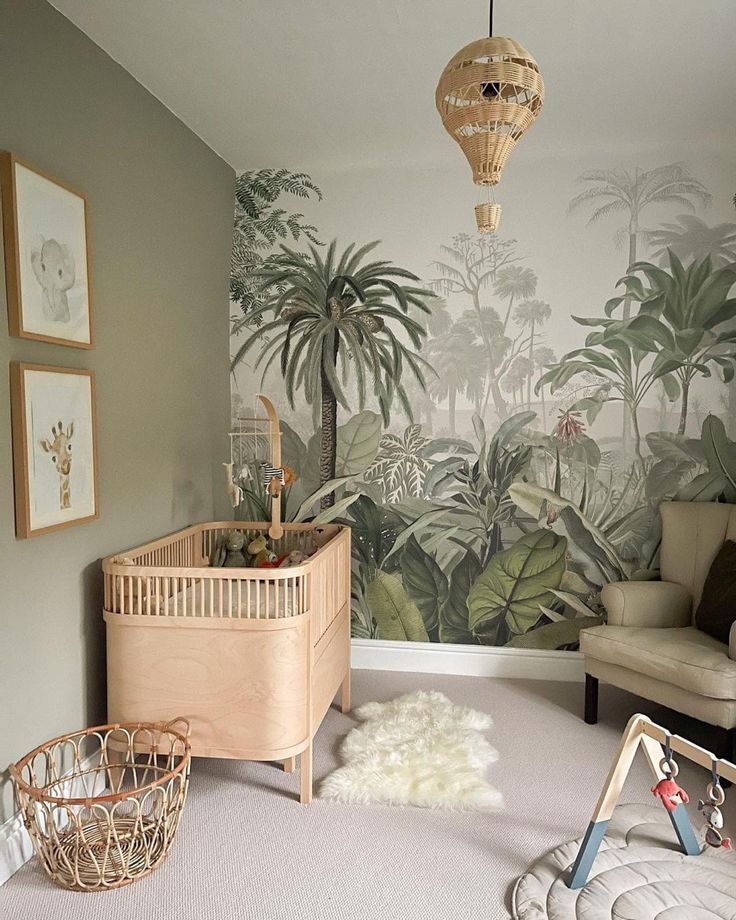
257, 394, 284, 541
566, 713, 735, 889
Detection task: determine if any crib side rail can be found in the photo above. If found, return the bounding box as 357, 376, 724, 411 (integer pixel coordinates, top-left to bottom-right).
103, 563, 311, 620
103, 522, 348, 622
306, 528, 351, 643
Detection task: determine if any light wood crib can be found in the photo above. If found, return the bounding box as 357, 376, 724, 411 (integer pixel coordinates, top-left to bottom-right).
102, 522, 351, 803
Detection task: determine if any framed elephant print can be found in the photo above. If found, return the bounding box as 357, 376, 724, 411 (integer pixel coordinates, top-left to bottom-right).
10, 363, 99, 538
0, 152, 94, 348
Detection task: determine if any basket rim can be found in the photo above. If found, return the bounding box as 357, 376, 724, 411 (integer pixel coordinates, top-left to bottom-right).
10, 720, 191, 806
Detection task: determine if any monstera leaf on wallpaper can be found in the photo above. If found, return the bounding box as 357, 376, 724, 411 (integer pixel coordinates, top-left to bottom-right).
336, 411, 383, 474
701, 415, 736, 501
644, 430, 705, 501
400, 535, 447, 640
439, 550, 481, 644
365, 570, 429, 642
299, 411, 382, 493
508, 482, 630, 582
467, 530, 567, 644
505, 616, 604, 650
280, 421, 309, 479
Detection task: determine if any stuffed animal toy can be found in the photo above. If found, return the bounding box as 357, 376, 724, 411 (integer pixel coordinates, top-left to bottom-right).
307, 523, 339, 555
651, 777, 689, 813
280, 550, 307, 567
223, 462, 243, 509
259, 554, 289, 569
247, 534, 276, 567
222, 531, 247, 568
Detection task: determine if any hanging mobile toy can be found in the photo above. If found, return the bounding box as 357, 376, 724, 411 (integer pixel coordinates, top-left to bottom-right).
225, 395, 284, 540
223, 462, 243, 509
651, 734, 689, 813
699, 760, 732, 849
260, 462, 286, 496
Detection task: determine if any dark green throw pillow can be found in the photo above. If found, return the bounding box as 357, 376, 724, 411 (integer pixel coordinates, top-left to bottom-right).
695, 540, 736, 645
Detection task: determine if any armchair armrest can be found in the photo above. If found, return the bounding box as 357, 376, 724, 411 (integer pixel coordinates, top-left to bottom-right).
601, 581, 692, 628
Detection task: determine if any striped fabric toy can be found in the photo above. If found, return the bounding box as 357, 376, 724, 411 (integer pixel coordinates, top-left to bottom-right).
260, 463, 286, 488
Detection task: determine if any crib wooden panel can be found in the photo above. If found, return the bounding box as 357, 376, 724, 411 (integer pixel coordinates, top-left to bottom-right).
103, 521, 351, 804
312, 604, 350, 728
106, 614, 310, 759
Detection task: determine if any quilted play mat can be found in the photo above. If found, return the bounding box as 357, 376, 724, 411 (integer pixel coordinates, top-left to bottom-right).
512, 802, 736, 919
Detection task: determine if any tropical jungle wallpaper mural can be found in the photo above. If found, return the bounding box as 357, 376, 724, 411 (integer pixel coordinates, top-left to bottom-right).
229, 163, 736, 652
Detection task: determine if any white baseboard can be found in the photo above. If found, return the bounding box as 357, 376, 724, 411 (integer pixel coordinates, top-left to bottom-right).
0, 751, 102, 887
351, 638, 585, 682
0, 811, 34, 888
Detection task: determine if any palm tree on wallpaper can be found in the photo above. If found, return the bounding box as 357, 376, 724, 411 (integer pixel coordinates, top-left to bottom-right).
429, 233, 521, 419
648, 215, 736, 268
399, 294, 453, 432
494, 265, 538, 333
502, 355, 533, 409
232, 240, 432, 507
532, 345, 557, 426
425, 323, 483, 435
230, 169, 323, 329
513, 299, 552, 410
569, 165, 711, 301
568, 163, 711, 451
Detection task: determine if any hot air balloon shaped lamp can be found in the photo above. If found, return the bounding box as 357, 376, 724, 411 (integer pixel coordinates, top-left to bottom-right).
436, 0, 545, 232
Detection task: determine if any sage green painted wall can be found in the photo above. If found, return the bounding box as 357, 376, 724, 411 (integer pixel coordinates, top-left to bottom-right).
0, 0, 233, 822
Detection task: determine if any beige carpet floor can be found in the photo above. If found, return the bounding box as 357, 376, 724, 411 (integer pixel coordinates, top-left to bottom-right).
2, 670, 734, 920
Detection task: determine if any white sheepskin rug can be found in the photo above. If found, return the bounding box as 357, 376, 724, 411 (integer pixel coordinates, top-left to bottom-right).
320, 690, 504, 812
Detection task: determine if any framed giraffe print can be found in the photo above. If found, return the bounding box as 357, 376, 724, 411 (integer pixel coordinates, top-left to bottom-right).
10, 363, 99, 538
0, 151, 94, 348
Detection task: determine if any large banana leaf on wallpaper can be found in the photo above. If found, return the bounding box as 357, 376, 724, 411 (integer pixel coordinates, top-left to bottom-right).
229, 163, 736, 653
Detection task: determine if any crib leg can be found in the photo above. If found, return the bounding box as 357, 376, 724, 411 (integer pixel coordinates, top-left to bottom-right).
283, 756, 296, 773
300, 741, 313, 805
341, 671, 351, 714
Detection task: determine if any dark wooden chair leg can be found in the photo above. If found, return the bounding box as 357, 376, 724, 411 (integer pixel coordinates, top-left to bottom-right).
584, 674, 599, 725
720, 727, 736, 787
727, 727, 736, 764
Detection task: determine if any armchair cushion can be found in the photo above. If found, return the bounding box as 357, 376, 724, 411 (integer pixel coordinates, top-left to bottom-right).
695, 540, 736, 644
581, 626, 736, 699
600, 580, 692, 628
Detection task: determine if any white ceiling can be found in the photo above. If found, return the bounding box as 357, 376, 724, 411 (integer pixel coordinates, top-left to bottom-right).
51, 0, 736, 173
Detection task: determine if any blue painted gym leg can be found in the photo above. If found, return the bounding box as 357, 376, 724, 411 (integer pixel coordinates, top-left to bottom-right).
567, 819, 610, 889
668, 802, 701, 856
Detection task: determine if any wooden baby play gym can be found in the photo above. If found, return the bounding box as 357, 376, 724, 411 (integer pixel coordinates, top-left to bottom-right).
102, 396, 351, 804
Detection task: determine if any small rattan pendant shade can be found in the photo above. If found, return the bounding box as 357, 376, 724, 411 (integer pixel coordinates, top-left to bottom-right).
436, 36, 544, 189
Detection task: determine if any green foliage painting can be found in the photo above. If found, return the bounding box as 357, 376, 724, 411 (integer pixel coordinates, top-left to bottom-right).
229, 161, 736, 652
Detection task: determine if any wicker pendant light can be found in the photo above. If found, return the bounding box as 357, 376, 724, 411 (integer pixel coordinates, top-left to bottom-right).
436, 1, 544, 232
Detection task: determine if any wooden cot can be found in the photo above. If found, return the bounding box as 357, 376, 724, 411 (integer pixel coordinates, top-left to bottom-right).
102, 522, 351, 803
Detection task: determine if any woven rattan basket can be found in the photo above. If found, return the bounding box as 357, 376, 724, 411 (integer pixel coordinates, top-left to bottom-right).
11, 720, 190, 891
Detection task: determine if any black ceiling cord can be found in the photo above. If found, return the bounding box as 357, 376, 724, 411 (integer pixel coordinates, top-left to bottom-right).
482, 0, 500, 99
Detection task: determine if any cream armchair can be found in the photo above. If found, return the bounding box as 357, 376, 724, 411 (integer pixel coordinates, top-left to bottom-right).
582, 501, 736, 747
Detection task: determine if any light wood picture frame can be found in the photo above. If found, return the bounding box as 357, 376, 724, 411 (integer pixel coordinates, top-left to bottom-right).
0, 151, 94, 348
10, 363, 99, 539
